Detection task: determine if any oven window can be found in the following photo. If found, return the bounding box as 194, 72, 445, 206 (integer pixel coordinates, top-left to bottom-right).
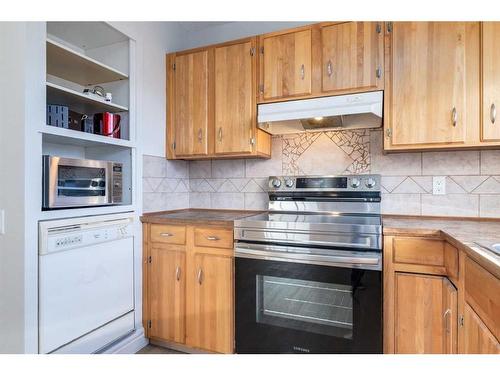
256, 275, 353, 339
57, 166, 106, 197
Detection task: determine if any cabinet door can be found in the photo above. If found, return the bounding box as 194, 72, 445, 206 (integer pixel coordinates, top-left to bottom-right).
149, 247, 185, 343
482, 22, 500, 141
387, 22, 474, 146
173, 50, 210, 157
321, 22, 383, 93
395, 273, 457, 353
443, 278, 458, 354
261, 29, 312, 100
187, 253, 233, 353
214, 40, 255, 155
463, 304, 500, 353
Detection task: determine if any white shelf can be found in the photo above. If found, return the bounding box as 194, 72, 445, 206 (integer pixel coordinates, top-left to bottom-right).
46, 38, 128, 86
38, 205, 136, 221
40, 125, 134, 148
46, 81, 128, 114
47, 22, 129, 51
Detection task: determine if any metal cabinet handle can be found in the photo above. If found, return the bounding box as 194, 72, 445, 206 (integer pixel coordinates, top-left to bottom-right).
197, 268, 203, 285
218, 127, 223, 142
198, 128, 202, 143
176, 266, 181, 281
443, 308, 451, 334
451, 107, 458, 127
206, 236, 220, 241
490, 103, 496, 124
300, 64, 305, 80
327, 60, 333, 77
160, 232, 173, 237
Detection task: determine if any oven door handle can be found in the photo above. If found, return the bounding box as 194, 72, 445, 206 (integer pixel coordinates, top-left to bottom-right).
234, 246, 381, 270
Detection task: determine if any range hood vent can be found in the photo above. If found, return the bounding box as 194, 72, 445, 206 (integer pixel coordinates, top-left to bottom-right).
258, 91, 383, 135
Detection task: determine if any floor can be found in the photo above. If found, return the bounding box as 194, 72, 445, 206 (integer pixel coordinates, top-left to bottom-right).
137, 344, 185, 354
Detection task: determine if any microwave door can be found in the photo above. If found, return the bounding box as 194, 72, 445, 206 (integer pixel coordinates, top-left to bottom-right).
44, 156, 110, 209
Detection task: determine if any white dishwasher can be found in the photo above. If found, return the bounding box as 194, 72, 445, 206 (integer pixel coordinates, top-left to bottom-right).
38, 213, 135, 354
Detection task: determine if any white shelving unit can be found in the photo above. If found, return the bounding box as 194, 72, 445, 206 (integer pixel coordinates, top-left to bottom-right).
42, 22, 137, 212
9, 21, 142, 355
34, 21, 143, 354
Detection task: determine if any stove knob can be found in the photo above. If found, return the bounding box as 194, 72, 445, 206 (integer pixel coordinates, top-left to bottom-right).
365, 177, 376, 189
285, 178, 294, 188
271, 178, 281, 188
350, 178, 360, 188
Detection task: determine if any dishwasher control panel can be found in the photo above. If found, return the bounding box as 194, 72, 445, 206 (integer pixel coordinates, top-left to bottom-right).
39, 214, 133, 255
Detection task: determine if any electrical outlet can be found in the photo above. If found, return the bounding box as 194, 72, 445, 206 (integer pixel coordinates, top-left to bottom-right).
433, 176, 446, 195
0, 209, 4, 235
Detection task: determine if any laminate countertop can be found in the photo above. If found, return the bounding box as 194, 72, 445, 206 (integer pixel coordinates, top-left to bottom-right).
140, 209, 262, 228
383, 216, 500, 278
141, 209, 500, 277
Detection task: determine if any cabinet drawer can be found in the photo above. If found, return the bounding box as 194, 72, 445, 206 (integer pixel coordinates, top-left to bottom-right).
465, 257, 500, 340
392, 237, 445, 266
194, 227, 233, 249
150, 224, 186, 245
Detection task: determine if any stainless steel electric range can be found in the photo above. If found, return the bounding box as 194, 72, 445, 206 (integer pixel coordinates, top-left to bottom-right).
234, 175, 382, 354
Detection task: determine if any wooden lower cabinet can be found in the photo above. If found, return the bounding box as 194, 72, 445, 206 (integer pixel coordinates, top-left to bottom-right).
394, 273, 457, 353
463, 303, 500, 354
186, 253, 234, 353
385, 234, 499, 354
149, 246, 186, 343
143, 223, 234, 353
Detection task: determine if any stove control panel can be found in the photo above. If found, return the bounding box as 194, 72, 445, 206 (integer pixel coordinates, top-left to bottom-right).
268, 175, 381, 192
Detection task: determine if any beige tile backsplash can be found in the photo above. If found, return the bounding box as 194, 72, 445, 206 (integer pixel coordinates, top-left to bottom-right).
143, 129, 500, 218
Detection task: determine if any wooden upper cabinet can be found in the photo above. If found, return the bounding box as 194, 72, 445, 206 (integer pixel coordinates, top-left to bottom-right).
186, 253, 233, 353
214, 39, 256, 155
386, 22, 479, 148
149, 246, 186, 344
261, 28, 312, 100
394, 273, 457, 354
166, 40, 271, 160
321, 22, 383, 93
482, 22, 500, 142
173, 49, 211, 157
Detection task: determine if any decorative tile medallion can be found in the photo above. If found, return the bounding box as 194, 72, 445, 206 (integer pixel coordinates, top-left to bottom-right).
281, 130, 371, 176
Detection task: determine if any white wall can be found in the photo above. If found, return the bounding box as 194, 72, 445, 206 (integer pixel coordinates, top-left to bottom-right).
179, 21, 311, 50
0, 22, 27, 354
110, 22, 186, 158
0, 22, 45, 354
119, 21, 312, 158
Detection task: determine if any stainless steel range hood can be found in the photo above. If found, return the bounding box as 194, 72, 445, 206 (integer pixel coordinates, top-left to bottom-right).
258, 91, 383, 135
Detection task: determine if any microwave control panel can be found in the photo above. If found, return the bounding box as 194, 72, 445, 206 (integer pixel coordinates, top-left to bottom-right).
111, 163, 123, 204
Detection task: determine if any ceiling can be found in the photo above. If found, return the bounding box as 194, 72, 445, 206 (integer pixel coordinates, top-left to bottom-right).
173, 22, 233, 33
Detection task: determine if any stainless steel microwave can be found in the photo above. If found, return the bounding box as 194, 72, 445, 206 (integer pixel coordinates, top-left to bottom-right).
42, 156, 123, 209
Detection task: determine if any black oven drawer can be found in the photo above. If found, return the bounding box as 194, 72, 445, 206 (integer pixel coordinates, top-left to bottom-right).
235, 256, 382, 354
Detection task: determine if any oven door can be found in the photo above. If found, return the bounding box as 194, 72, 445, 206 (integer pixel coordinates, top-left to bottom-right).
43, 156, 112, 209
235, 244, 382, 354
